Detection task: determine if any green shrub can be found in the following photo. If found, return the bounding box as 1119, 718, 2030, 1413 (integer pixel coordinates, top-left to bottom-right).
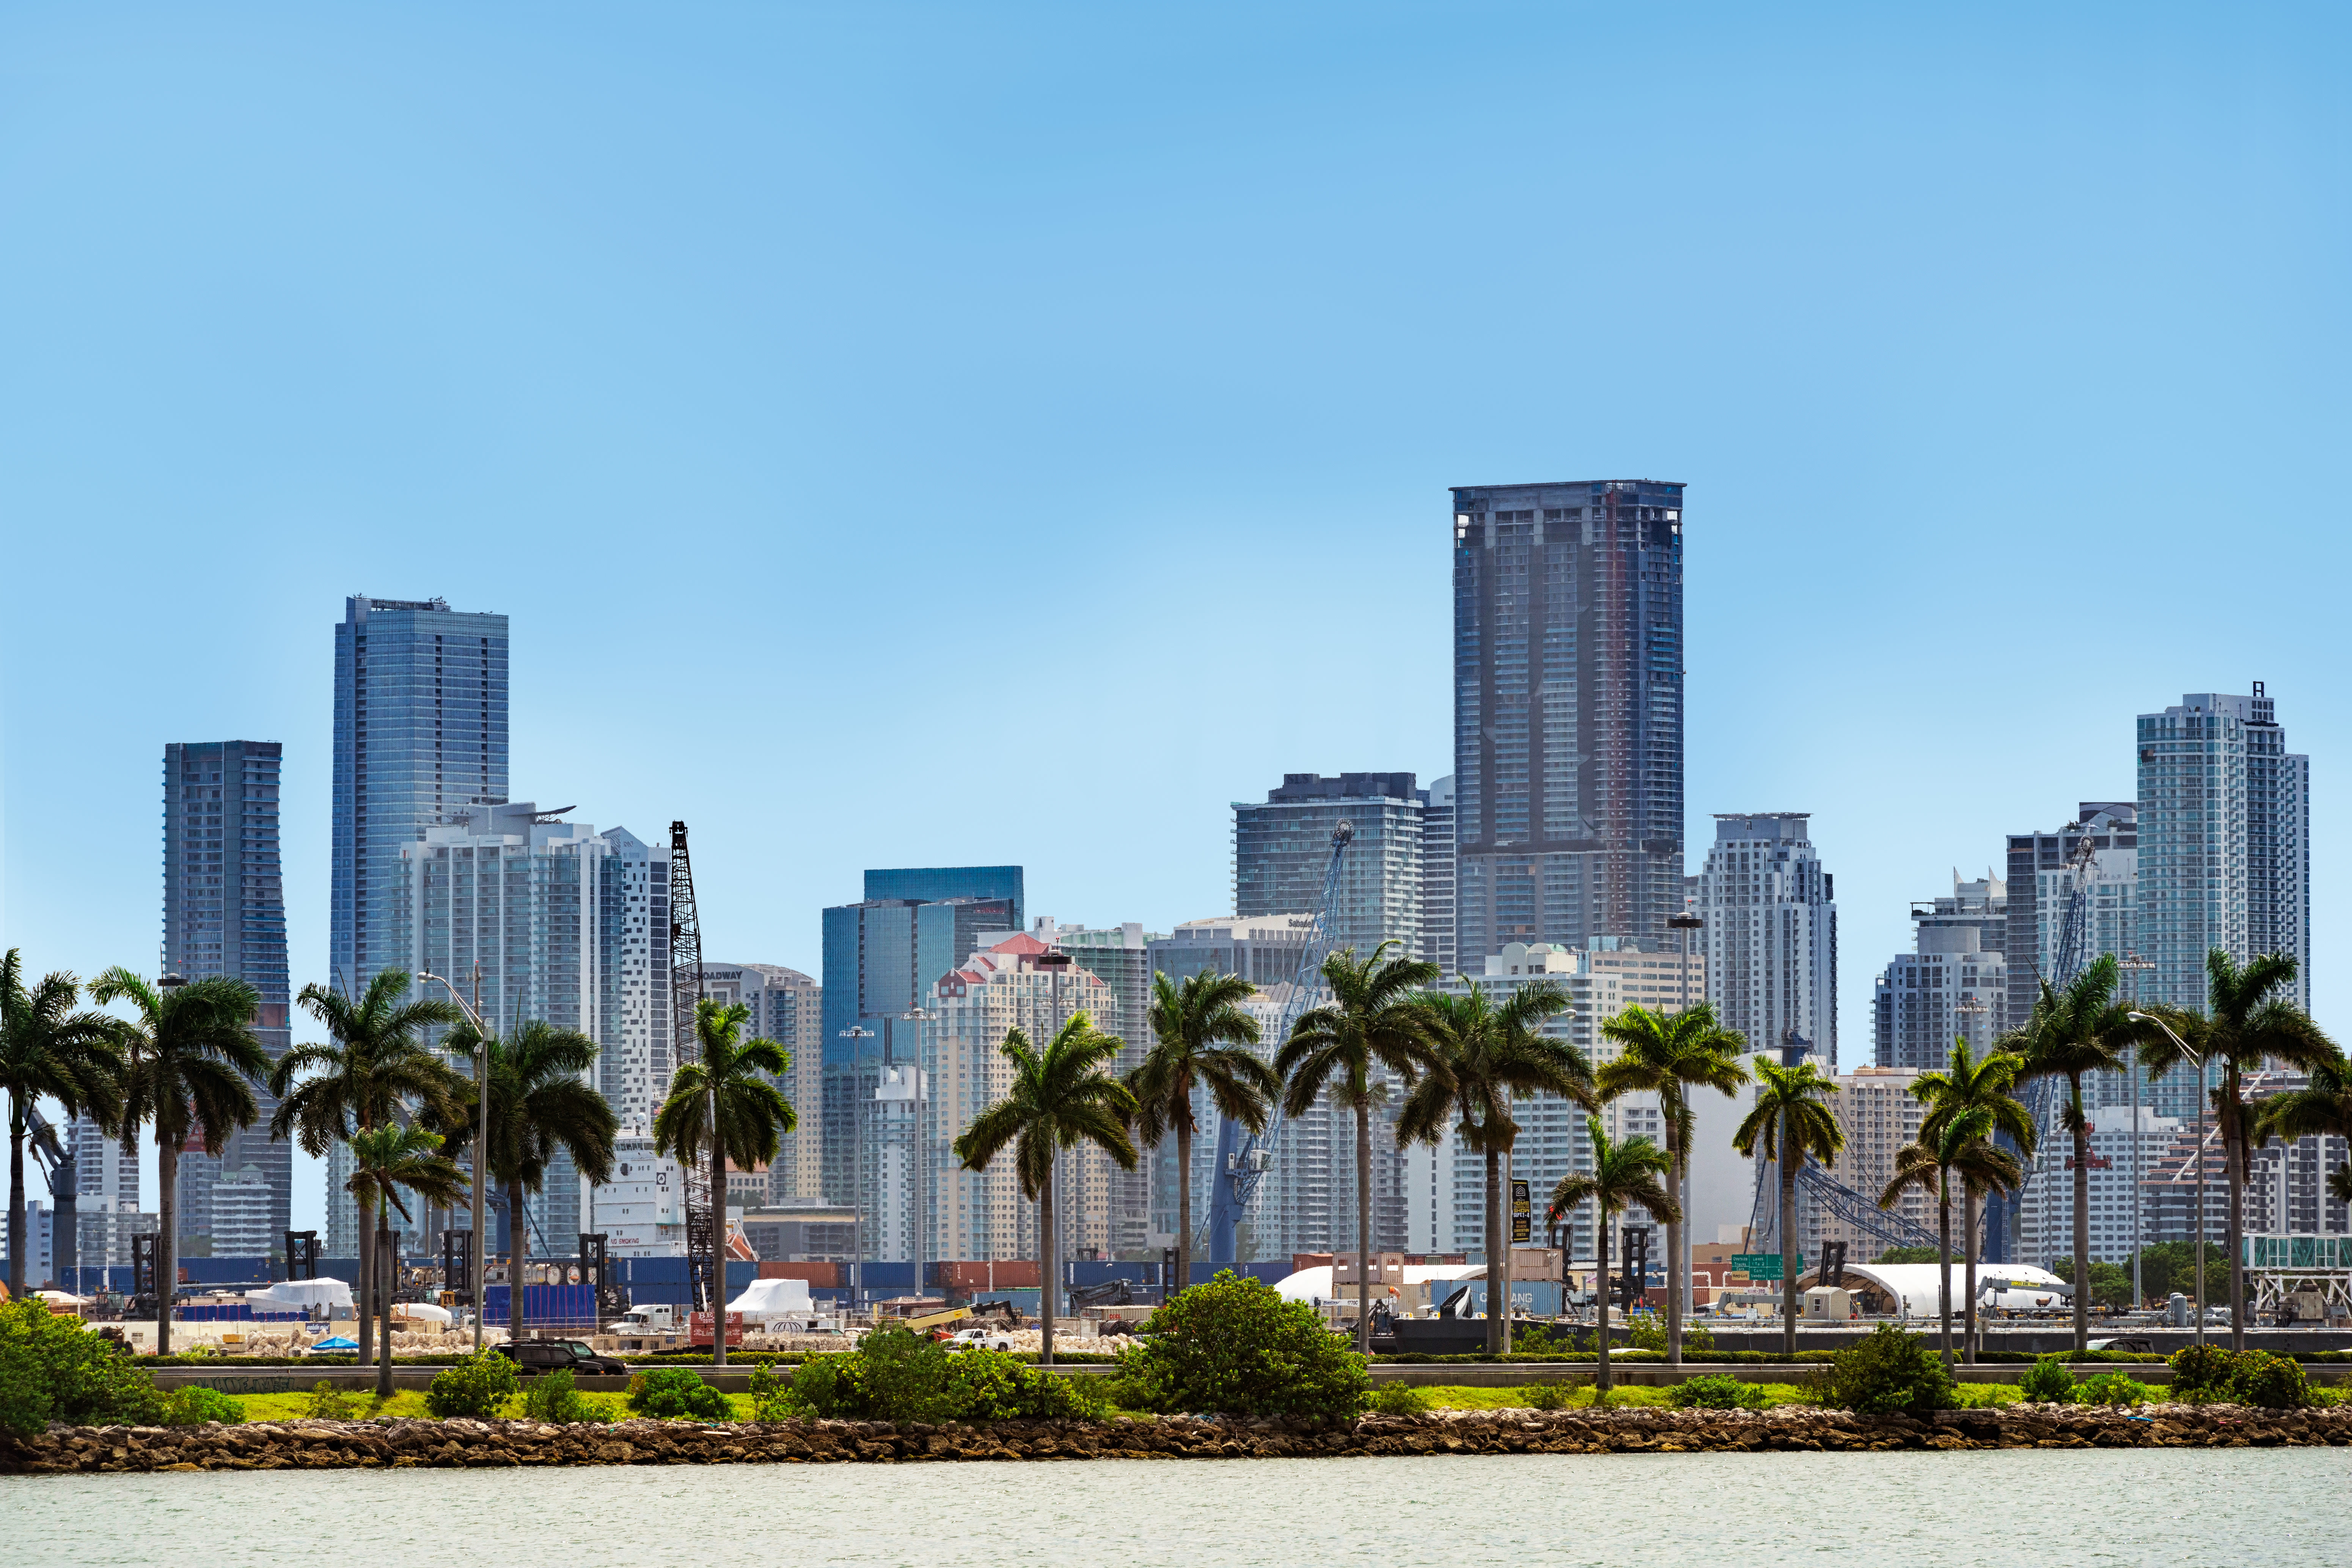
626, 1367, 731, 1421
0, 1299, 164, 1433
2168, 1342, 2237, 1398
1523, 1380, 1577, 1409
1508, 1321, 1574, 1356
781, 1330, 1105, 1422
423, 1350, 520, 1419
1626, 1313, 1719, 1358
1667, 1374, 1765, 1410
304, 1381, 364, 1420
521, 1367, 612, 1425
2073, 1372, 2154, 1408
1823, 1323, 1956, 1418
747, 1358, 792, 1422
1116, 1271, 1370, 1419
1365, 1383, 1431, 1416
159, 1386, 246, 1426
2231, 1351, 2311, 1410
2018, 1355, 2077, 1404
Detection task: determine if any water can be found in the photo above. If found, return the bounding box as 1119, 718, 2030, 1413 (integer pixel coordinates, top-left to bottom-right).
8, 1449, 2345, 1566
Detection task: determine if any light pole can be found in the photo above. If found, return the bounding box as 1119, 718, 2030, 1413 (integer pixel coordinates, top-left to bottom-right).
2119, 956, 2156, 1311
897, 1009, 933, 1301
839, 1026, 877, 1310
419, 971, 492, 1352
2129, 1010, 2205, 1346
1666, 912, 1704, 1325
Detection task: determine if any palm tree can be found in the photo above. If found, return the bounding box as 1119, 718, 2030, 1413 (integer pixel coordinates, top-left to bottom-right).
88, 969, 271, 1355
0, 953, 124, 1298
2255, 1047, 2352, 1211
270, 971, 463, 1370
438, 1019, 620, 1346
1881, 1109, 1986, 1368
1402, 978, 1588, 1353
2139, 949, 2336, 1352
954, 1010, 1137, 1367
654, 998, 793, 1368
1546, 1116, 1677, 1392
1125, 970, 1278, 1302
2001, 954, 2155, 1353
1909, 1037, 2035, 1362
1731, 1056, 1844, 1357
1274, 941, 1440, 1353
346, 1122, 468, 1395
1593, 1002, 1748, 1366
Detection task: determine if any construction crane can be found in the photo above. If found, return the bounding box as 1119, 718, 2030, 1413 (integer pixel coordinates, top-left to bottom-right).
18, 1108, 78, 1290
668, 820, 715, 1314
1201, 820, 1353, 1265
1742, 1029, 1944, 1261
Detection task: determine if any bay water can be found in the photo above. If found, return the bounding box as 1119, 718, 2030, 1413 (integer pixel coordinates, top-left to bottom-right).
7, 1447, 2344, 1566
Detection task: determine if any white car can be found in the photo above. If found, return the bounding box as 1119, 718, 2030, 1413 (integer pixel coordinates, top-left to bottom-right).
945, 1326, 1015, 1352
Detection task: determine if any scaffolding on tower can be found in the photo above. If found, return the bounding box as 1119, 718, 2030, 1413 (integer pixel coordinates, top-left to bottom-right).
669, 820, 715, 1312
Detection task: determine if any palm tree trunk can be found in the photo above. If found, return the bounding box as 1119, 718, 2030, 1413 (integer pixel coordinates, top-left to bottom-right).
356, 1189, 374, 1369
1356, 1098, 1373, 1357
8, 1119, 27, 1299
1039, 1163, 1056, 1368
1780, 1120, 1798, 1361
1483, 1142, 1503, 1356
1665, 1109, 1684, 1370
1500, 1135, 1517, 1354
1595, 1216, 1612, 1394
710, 1134, 728, 1368
1935, 1174, 1952, 1371
506, 1180, 528, 1347
2226, 1119, 2246, 1354
377, 1217, 396, 1401
1173, 1120, 1191, 1303
1963, 1185, 1980, 1367
157, 1137, 179, 1356
2071, 1085, 2090, 1354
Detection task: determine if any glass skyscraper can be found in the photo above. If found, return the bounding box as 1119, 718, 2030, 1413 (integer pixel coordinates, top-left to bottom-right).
1232, 772, 1426, 961
331, 595, 509, 996
161, 740, 292, 1260
1451, 481, 1685, 964
2135, 688, 2310, 1117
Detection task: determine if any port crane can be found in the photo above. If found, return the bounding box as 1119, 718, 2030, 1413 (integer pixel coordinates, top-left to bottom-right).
1200, 820, 1353, 1265
668, 820, 715, 1314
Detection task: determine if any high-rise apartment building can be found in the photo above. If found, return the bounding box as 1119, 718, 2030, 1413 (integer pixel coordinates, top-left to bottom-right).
1234, 773, 1425, 962
697, 964, 823, 1204
1034, 920, 1162, 1257
1451, 481, 1685, 963
1697, 814, 1838, 1065
821, 869, 1022, 1210
1873, 873, 2011, 1073
1420, 775, 1457, 978
161, 740, 293, 1259
2135, 691, 2310, 1087
1805, 1067, 1933, 1263
331, 595, 509, 998
63, 1122, 149, 1271
368, 803, 669, 1257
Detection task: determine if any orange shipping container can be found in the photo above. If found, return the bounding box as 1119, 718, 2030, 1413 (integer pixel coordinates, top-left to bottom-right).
757, 1261, 841, 1287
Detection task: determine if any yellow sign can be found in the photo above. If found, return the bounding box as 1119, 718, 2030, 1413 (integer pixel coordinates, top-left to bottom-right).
1510, 1179, 1532, 1244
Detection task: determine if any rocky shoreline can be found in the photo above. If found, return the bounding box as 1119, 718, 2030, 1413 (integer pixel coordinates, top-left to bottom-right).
6, 1404, 2349, 1474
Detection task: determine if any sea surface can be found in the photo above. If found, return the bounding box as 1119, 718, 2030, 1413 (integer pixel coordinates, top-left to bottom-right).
7, 1448, 2345, 1566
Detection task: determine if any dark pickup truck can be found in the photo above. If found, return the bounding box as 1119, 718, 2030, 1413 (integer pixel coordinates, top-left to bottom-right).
493, 1337, 628, 1376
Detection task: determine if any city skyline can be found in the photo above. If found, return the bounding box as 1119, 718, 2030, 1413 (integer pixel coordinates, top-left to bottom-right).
6, 8, 2346, 1238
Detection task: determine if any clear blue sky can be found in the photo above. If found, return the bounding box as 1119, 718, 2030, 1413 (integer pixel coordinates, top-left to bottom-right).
5, 4, 2345, 1224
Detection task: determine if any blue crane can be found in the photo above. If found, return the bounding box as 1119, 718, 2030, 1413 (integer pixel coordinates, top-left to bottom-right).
1201, 820, 1353, 1265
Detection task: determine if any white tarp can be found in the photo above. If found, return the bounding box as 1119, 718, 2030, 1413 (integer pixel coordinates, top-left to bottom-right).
727, 1277, 814, 1317
245, 1279, 354, 1313
391, 1301, 454, 1324
1273, 1264, 1486, 1303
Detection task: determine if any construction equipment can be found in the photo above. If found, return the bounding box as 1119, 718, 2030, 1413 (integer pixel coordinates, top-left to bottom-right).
669, 820, 714, 1314
1744, 1028, 1943, 1259
1067, 1278, 1137, 1309
901, 1304, 973, 1334
19, 1108, 78, 1290
1203, 820, 1353, 1264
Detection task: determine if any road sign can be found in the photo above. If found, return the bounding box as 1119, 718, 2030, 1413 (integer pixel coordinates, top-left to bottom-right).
1730, 1252, 1805, 1281
1510, 1179, 1532, 1243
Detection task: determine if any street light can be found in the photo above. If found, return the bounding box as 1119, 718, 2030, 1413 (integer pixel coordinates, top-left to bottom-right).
1665, 913, 1704, 1325
419, 971, 491, 1353
2129, 1010, 2206, 1346
2119, 956, 2156, 1312
839, 1026, 877, 1309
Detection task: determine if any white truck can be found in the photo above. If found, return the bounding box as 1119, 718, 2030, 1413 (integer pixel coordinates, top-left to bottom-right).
606, 1303, 681, 1337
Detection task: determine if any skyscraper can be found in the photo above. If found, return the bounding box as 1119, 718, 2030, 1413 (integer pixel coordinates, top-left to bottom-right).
331, 595, 509, 998
820, 869, 1022, 1210
696, 963, 823, 1203
1873, 872, 2011, 1073
2135, 689, 2310, 1081
1233, 772, 1425, 961
1697, 813, 1838, 1065
1451, 482, 1685, 964
162, 740, 292, 1259
2004, 803, 2139, 1100
1420, 775, 1457, 978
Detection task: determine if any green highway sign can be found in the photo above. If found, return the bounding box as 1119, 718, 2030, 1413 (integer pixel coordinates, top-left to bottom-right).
1730, 1252, 1805, 1281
